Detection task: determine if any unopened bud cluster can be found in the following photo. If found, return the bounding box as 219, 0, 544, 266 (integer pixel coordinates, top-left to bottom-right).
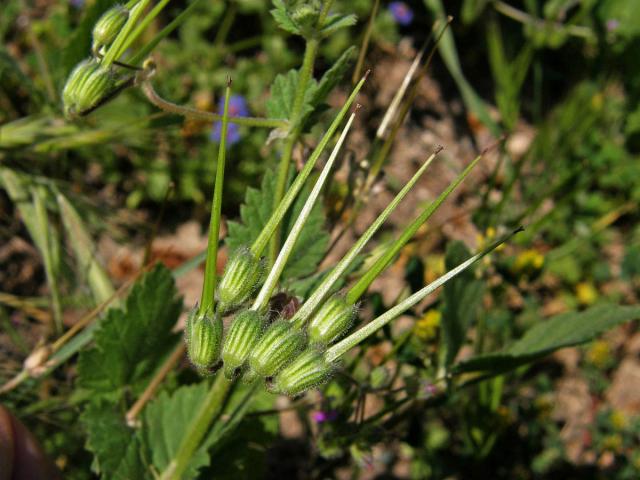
62, 4, 131, 118
185, 246, 357, 396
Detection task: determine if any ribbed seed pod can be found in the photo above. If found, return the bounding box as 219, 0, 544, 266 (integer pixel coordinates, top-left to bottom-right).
248, 320, 305, 378
274, 349, 334, 396
221, 309, 264, 379
62, 59, 114, 118
92, 5, 129, 53
217, 247, 264, 312
308, 296, 355, 345
184, 308, 223, 372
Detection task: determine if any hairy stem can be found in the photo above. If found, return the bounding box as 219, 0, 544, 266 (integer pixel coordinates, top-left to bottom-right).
140, 80, 288, 129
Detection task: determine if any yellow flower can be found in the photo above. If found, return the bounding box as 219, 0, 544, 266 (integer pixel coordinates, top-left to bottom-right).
610, 409, 627, 430
512, 249, 544, 275
586, 340, 611, 369
414, 310, 441, 341
602, 434, 623, 453
576, 282, 598, 306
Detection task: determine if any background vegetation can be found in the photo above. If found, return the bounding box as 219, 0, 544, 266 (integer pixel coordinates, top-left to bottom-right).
1, 0, 639, 478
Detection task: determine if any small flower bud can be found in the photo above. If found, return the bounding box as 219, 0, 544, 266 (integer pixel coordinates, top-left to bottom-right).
184, 308, 222, 372
248, 320, 305, 378
217, 247, 264, 312
274, 349, 334, 396
308, 296, 355, 345
221, 309, 264, 379
62, 59, 114, 118
92, 5, 129, 53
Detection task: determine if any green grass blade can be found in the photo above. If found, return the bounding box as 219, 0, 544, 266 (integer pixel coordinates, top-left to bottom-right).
423, 0, 501, 136
57, 193, 115, 304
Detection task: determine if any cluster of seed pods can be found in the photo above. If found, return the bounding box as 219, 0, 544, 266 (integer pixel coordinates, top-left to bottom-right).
62, 4, 130, 117
185, 248, 357, 396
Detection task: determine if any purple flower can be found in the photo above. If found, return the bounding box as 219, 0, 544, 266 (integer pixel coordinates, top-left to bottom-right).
312, 410, 338, 423
389, 2, 414, 26
70, 0, 84, 8
606, 19, 620, 33
419, 381, 439, 399
210, 94, 249, 145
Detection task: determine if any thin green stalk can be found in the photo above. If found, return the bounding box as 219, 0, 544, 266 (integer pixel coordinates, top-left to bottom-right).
325, 227, 523, 362
32, 187, 63, 334
250, 73, 369, 258
139, 80, 288, 129
269, 0, 336, 264
352, 0, 380, 84
270, 37, 320, 264
369, 17, 451, 182
129, 0, 203, 65
252, 111, 357, 312
159, 374, 234, 480
346, 150, 486, 303
291, 148, 442, 329
200, 82, 231, 313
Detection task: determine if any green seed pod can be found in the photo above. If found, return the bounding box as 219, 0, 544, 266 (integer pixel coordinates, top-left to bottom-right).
308, 296, 355, 345
248, 320, 305, 378
221, 309, 264, 379
217, 247, 264, 312
184, 308, 223, 372
274, 349, 334, 396
62, 58, 114, 118
92, 5, 129, 53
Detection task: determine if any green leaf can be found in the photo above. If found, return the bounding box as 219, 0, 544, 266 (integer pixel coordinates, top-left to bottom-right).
453, 304, 640, 375
440, 242, 485, 367
58, 193, 115, 304
320, 13, 357, 37
206, 398, 278, 479
78, 264, 182, 396
270, 0, 301, 35
82, 403, 147, 479
311, 46, 356, 108
142, 383, 212, 479
226, 169, 329, 281
266, 69, 317, 120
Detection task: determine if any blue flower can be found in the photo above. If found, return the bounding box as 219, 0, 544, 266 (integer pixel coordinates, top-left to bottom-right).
389, 1, 414, 26
70, 0, 84, 8
210, 94, 249, 145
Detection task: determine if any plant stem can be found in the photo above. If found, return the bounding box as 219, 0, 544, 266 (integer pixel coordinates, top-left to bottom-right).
140, 80, 288, 129
249, 73, 369, 258
159, 374, 234, 480
200, 82, 231, 313
270, 36, 320, 265
268, 0, 335, 264
352, 0, 380, 84
125, 342, 185, 426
